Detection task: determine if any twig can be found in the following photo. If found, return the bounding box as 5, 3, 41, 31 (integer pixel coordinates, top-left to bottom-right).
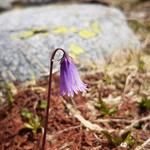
59, 142, 73, 150
103, 91, 134, 105
92, 146, 102, 150
62, 98, 114, 133
135, 137, 150, 150
47, 125, 81, 141
95, 118, 132, 124
119, 115, 150, 136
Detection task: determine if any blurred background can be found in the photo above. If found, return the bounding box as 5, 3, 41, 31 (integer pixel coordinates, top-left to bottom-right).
0, 0, 149, 12
0, 0, 149, 82
0, 0, 149, 24
0, 1, 150, 150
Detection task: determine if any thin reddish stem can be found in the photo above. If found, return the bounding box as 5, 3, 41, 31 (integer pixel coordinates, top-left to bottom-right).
41, 48, 66, 150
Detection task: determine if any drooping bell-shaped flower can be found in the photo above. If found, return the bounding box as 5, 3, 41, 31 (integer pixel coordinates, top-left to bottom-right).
60, 54, 87, 96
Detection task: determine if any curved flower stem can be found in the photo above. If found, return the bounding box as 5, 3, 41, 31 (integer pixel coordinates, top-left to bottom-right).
41, 48, 66, 150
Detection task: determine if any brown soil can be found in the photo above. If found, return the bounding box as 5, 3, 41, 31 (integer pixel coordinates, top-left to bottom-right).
0, 70, 150, 150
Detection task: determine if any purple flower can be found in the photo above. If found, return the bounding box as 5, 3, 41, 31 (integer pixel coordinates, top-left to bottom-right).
60, 55, 87, 96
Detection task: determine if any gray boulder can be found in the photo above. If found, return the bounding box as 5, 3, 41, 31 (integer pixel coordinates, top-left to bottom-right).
0, 4, 140, 82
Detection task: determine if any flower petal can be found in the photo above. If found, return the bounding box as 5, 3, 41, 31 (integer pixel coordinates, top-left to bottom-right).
60, 55, 87, 96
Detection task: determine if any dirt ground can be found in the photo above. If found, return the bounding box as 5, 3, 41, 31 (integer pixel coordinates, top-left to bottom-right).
0, 58, 150, 150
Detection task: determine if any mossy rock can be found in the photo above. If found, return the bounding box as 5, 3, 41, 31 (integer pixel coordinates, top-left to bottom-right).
0, 4, 140, 82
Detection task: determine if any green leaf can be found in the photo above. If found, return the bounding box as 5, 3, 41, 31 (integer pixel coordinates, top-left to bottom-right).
39, 100, 47, 109
21, 108, 32, 119
95, 100, 117, 116
102, 131, 134, 147
108, 108, 117, 115
21, 108, 42, 134
28, 115, 41, 134
138, 57, 145, 72
139, 97, 150, 110
24, 123, 34, 129
103, 74, 112, 85
102, 131, 122, 146
7, 91, 14, 106
123, 133, 135, 147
